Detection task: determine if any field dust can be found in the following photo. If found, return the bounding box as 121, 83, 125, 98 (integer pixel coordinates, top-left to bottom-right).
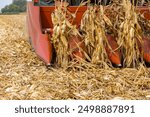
0, 14, 150, 100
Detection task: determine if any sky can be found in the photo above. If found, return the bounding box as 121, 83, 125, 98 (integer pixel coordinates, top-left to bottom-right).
0, 0, 13, 10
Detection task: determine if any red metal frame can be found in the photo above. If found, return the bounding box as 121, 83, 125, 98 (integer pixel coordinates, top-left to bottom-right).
27, 2, 52, 65
138, 7, 150, 20
34, 0, 39, 2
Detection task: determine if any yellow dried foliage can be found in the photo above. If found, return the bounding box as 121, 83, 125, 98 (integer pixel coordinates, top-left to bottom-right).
51, 4, 82, 67
80, 5, 111, 66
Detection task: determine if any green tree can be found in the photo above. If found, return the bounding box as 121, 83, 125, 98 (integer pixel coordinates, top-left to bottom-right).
1, 0, 27, 14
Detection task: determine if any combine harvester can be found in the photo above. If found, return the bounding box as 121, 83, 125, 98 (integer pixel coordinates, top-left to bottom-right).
27, 0, 150, 67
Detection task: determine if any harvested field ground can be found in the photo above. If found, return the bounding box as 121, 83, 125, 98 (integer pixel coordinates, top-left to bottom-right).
0, 14, 150, 100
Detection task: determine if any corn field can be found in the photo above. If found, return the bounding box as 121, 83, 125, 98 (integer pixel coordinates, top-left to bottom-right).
0, 0, 150, 100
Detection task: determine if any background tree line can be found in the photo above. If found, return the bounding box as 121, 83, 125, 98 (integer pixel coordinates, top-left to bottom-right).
1, 0, 27, 14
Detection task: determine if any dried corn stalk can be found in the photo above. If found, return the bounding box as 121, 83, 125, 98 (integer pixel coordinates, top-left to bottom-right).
115, 0, 143, 67
51, 3, 81, 67
80, 5, 112, 66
